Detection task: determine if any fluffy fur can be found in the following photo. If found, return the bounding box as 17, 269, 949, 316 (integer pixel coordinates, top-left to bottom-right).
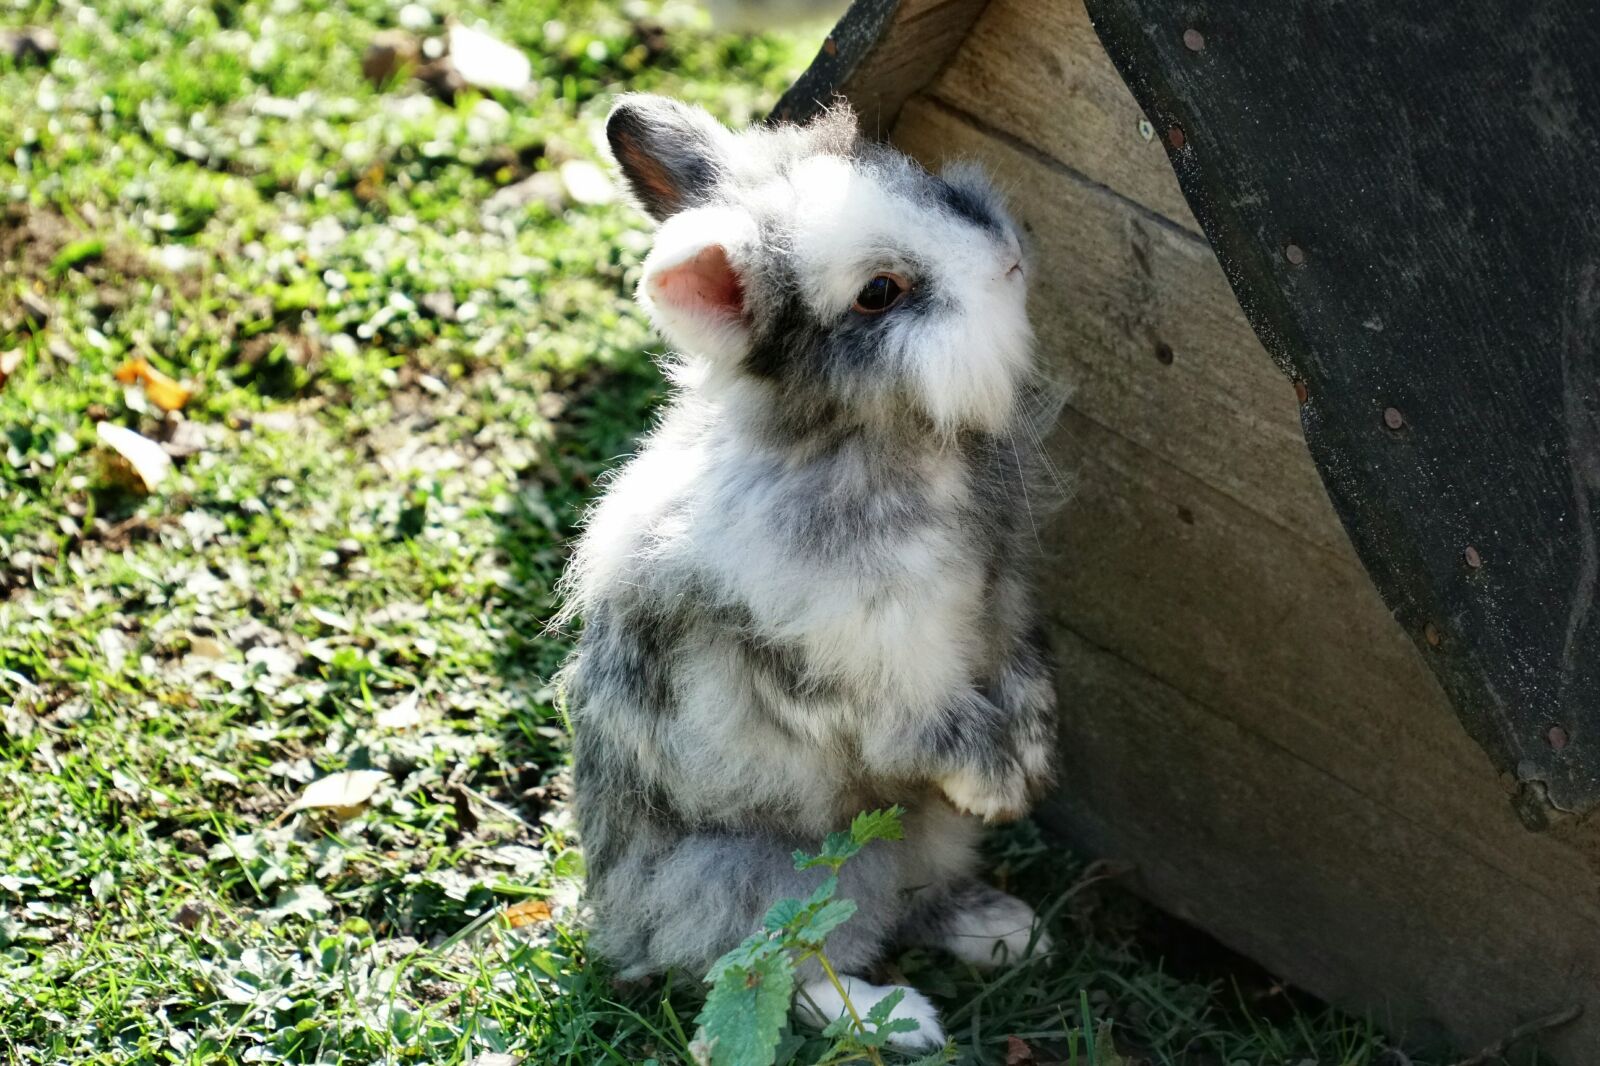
794, 976, 944, 1051
559, 95, 1059, 1048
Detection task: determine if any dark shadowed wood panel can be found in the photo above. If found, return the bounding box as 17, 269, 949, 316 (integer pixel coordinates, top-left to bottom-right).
1084, 0, 1600, 820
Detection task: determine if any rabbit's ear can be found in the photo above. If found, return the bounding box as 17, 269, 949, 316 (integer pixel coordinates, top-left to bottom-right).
607, 94, 733, 222
640, 206, 756, 362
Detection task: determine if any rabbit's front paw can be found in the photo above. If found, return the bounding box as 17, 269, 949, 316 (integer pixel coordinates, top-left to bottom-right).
939, 887, 1053, 969
938, 762, 1028, 824
1017, 732, 1057, 797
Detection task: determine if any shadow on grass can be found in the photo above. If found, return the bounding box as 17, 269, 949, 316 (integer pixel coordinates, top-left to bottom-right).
486, 352, 667, 800
475, 353, 710, 1058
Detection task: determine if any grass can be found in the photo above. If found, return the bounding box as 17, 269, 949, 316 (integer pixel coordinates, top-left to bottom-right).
0, 0, 1522, 1062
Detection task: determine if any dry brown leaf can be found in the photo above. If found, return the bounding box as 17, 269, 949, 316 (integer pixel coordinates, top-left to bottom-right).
0, 349, 21, 391
361, 29, 419, 88
114, 356, 193, 412
96, 421, 173, 493
354, 162, 387, 204
503, 899, 552, 928
1005, 1036, 1038, 1066
186, 635, 229, 659
145, 377, 192, 412
111, 357, 143, 386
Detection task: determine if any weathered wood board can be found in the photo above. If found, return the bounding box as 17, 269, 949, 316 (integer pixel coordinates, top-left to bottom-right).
779, 0, 1600, 1060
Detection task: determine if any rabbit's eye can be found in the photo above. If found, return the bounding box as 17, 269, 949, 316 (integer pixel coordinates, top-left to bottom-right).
852, 272, 908, 315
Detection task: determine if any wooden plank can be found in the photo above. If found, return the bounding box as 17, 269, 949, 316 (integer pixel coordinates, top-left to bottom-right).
891, 96, 1349, 555
1040, 405, 1600, 904
1044, 624, 1600, 1060
925, 0, 1197, 228
772, 0, 989, 131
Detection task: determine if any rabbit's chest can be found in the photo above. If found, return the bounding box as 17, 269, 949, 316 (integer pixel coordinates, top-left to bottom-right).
711, 505, 985, 703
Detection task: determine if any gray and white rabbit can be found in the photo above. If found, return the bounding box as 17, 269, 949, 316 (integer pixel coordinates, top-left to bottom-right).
559, 94, 1059, 1050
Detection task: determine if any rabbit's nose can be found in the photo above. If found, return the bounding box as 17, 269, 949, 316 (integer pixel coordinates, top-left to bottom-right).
1001, 233, 1024, 278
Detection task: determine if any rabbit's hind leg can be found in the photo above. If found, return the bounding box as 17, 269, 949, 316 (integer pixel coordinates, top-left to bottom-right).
793, 974, 947, 1052
898, 876, 1052, 970
589, 823, 903, 978
617, 827, 945, 1051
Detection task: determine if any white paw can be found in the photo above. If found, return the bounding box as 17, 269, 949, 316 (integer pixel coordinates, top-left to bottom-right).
794, 976, 946, 1052
942, 891, 1051, 969
1015, 724, 1057, 792
938, 763, 1027, 824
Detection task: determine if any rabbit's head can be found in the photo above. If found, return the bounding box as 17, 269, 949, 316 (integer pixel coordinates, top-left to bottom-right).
608, 94, 1032, 435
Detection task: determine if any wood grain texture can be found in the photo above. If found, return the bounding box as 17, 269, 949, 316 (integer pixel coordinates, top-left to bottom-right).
1044, 624, 1600, 1061
1040, 404, 1600, 907
924, 0, 1196, 227
772, 0, 988, 131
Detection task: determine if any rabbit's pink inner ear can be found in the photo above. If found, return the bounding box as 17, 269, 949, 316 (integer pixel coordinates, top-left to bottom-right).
649, 244, 744, 319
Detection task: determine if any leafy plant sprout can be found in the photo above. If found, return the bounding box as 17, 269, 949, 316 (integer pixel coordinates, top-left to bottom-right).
692, 807, 947, 1066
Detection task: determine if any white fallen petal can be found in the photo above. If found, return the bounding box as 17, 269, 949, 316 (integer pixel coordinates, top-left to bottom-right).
0, 348, 22, 389
559, 159, 614, 206
307, 606, 353, 632
96, 421, 172, 492
376, 690, 422, 729
447, 23, 531, 93
244, 645, 298, 679
96, 628, 131, 672
397, 2, 433, 30
285, 769, 390, 816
